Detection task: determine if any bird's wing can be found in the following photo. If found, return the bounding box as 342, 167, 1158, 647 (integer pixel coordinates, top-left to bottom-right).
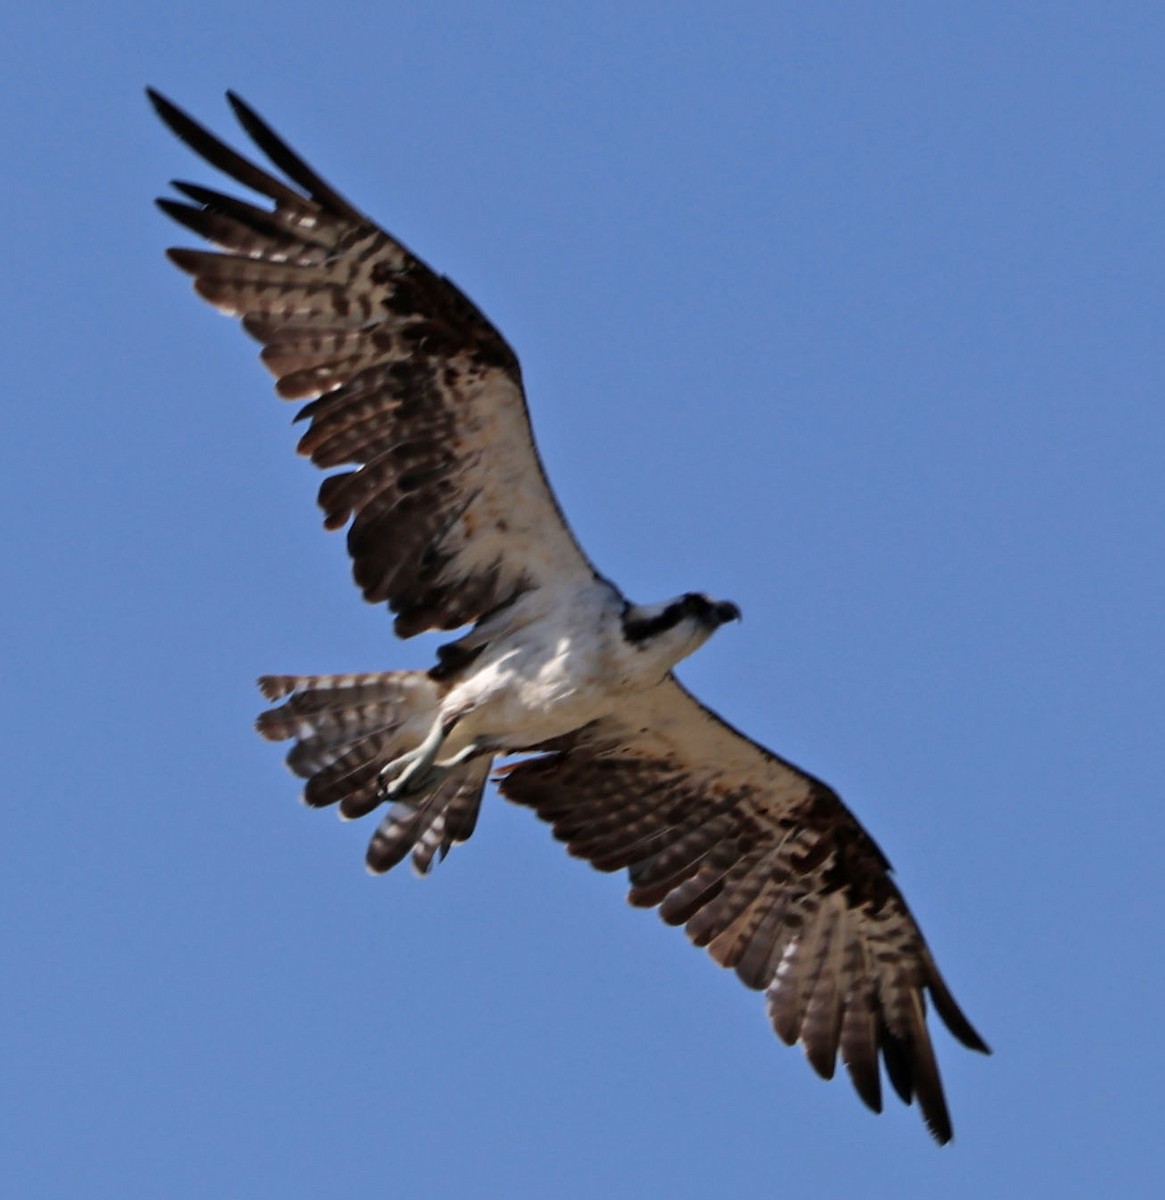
498, 674, 989, 1144
150, 90, 597, 637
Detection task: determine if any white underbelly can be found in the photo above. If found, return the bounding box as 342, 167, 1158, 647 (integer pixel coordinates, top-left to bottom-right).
441, 634, 616, 755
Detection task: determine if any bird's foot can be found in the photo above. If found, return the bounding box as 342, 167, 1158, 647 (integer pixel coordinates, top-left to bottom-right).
378, 719, 447, 798
379, 736, 485, 799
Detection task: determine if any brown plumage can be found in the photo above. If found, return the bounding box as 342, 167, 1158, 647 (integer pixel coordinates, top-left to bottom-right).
151, 90, 989, 1145
151, 88, 593, 640
499, 677, 988, 1144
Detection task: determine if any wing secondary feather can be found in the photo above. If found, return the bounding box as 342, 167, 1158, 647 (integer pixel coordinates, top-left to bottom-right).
499, 675, 990, 1144
150, 89, 596, 637
152, 90, 988, 1145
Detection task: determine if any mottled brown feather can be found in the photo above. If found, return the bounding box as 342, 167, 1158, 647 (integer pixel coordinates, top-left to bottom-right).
151, 89, 595, 639
500, 674, 989, 1144
153, 90, 989, 1145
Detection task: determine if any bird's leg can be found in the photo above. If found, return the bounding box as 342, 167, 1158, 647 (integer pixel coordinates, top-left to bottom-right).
379, 719, 488, 800
434, 740, 488, 771
378, 718, 450, 798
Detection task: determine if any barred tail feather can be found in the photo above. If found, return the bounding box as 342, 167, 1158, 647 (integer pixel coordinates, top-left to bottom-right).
366, 756, 491, 876
256, 671, 439, 803
255, 671, 491, 872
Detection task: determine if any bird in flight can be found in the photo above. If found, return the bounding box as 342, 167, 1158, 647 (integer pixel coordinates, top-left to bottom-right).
149, 89, 989, 1143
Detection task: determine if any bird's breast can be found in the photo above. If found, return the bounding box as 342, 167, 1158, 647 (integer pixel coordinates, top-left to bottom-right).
443, 588, 632, 749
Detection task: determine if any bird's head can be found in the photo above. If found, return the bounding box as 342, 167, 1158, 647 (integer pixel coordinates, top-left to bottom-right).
620, 591, 741, 678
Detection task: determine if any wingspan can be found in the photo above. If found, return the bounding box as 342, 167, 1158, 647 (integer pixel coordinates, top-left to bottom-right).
150, 90, 596, 637
498, 675, 990, 1144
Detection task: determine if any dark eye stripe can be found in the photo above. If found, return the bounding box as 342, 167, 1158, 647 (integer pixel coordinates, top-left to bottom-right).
622, 603, 685, 643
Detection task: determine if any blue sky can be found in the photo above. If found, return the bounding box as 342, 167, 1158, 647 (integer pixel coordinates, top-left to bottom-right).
5, 3, 1163, 1196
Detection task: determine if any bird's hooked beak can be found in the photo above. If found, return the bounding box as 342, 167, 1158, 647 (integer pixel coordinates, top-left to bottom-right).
713, 600, 742, 625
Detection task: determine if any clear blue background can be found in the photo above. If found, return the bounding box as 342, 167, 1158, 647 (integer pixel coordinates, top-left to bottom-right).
5, 4, 1163, 1196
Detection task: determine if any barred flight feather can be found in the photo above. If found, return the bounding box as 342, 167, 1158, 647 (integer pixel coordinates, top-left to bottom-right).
501, 676, 989, 1145
152, 90, 989, 1146
151, 87, 594, 638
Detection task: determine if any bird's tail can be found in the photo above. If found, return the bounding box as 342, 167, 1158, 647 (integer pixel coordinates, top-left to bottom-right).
256, 671, 490, 875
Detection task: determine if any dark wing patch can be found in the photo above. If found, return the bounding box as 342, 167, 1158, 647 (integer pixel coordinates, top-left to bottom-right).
499, 676, 989, 1144
151, 90, 595, 636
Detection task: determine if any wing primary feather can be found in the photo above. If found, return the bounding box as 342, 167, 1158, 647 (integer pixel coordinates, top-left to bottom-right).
225, 91, 365, 221
147, 88, 305, 208
880, 1026, 915, 1107
164, 187, 327, 250
499, 678, 987, 1144
156, 198, 306, 259
903, 991, 955, 1145
800, 902, 844, 1080
153, 93, 987, 1144
925, 956, 992, 1053
838, 940, 883, 1114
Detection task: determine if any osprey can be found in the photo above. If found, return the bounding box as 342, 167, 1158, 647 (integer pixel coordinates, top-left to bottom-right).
150, 90, 989, 1143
